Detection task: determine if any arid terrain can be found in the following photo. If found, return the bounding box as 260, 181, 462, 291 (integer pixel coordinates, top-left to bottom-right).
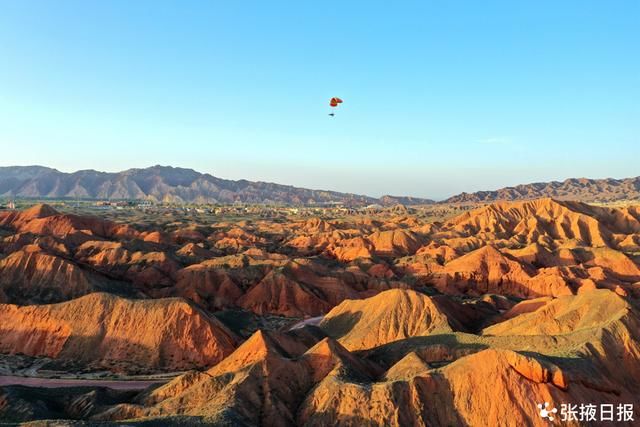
1, 198, 640, 425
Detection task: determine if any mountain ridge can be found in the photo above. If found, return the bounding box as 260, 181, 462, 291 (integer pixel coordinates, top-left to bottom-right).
2, 165, 639, 205
445, 176, 640, 204
0, 165, 434, 207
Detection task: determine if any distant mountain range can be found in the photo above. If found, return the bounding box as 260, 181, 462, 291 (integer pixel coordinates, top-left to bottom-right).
0, 166, 434, 206
1, 166, 638, 206
444, 176, 640, 204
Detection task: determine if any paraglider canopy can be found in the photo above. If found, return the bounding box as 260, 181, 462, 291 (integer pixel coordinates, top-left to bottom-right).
329, 97, 343, 107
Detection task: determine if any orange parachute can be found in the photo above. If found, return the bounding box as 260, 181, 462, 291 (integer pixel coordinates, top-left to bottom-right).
329, 97, 343, 107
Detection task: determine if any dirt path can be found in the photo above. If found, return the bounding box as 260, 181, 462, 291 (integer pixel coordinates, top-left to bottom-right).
288, 315, 324, 330
0, 375, 166, 390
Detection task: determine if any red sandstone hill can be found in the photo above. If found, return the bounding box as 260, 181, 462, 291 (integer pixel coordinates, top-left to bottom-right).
1, 199, 639, 315
319, 289, 462, 351
400, 198, 640, 299
1, 199, 640, 424
0, 293, 237, 373
0, 245, 132, 305
70, 288, 640, 426
443, 198, 640, 245
1, 199, 639, 314
0, 204, 138, 245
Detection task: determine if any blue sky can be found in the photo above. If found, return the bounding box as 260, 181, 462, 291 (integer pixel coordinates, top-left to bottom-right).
0, 1, 638, 199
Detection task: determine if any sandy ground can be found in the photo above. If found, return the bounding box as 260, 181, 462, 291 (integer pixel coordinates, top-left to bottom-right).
0, 375, 166, 390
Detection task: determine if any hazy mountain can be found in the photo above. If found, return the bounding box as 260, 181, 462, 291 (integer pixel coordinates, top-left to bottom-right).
0, 165, 434, 206
444, 176, 640, 204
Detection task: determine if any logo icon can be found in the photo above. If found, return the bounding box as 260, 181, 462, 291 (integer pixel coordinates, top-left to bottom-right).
538, 402, 558, 421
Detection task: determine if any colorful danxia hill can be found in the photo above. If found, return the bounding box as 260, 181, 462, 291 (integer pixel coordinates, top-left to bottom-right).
1, 198, 640, 425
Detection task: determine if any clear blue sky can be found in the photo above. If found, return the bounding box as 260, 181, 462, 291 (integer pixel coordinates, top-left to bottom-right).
0, 1, 638, 200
